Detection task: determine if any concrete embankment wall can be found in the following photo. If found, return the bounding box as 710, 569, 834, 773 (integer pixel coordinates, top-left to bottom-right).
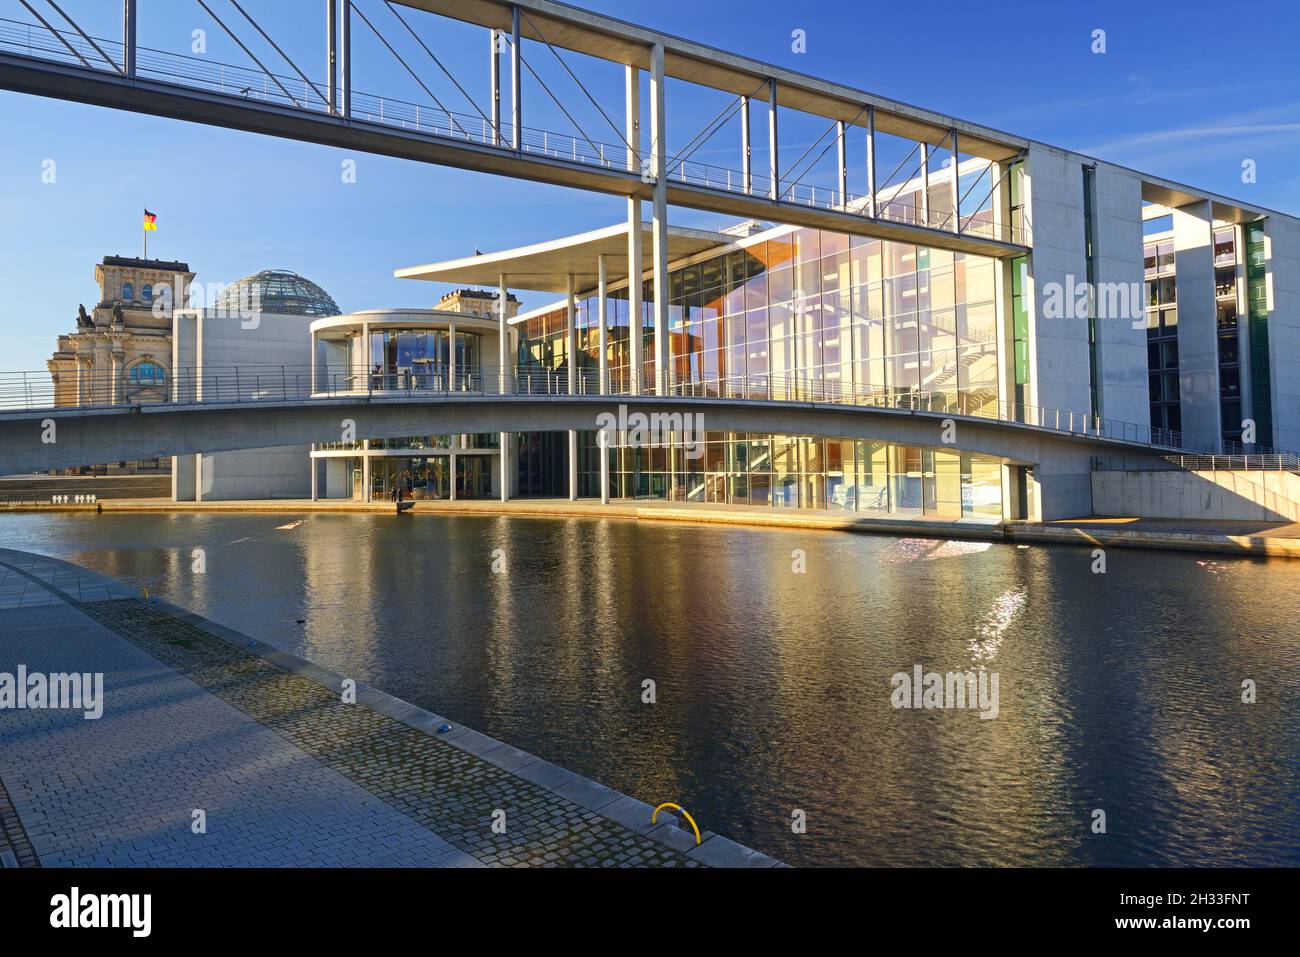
1091, 468, 1300, 521
0, 474, 171, 502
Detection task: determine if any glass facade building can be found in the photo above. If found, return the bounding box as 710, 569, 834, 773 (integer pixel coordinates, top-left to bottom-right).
517, 225, 1000, 416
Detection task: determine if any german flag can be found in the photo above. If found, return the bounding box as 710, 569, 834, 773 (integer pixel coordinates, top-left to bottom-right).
143, 209, 157, 231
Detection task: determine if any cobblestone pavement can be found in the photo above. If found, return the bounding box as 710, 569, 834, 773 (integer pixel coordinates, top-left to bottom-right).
0, 551, 707, 868
76, 599, 698, 867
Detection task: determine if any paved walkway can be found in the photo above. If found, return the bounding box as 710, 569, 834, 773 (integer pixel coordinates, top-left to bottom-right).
0, 549, 774, 868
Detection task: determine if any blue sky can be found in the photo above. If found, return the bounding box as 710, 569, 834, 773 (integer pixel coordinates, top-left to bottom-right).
2, 0, 1298, 371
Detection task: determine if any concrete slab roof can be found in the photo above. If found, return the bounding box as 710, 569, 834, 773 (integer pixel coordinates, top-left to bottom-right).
395, 221, 733, 294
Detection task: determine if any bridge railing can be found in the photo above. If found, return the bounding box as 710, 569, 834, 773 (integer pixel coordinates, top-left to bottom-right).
2, 15, 1028, 245
3, 362, 1204, 453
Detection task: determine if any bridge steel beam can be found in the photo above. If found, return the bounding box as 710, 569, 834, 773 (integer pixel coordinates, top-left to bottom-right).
510, 4, 520, 150
649, 42, 670, 396
122, 0, 136, 77
489, 28, 500, 145
625, 64, 644, 394
340, 0, 351, 117
327, 0, 337, 113
0, 53, 1029, 257
0, 397, 1176, 520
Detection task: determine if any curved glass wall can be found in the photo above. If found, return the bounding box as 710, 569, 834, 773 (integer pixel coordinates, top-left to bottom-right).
574, 431, 1002, 520
348, 328, 483, 390
518, 225, 999, 415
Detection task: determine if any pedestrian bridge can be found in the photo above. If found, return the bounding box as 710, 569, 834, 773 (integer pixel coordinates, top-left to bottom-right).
0, 367, 1185, 519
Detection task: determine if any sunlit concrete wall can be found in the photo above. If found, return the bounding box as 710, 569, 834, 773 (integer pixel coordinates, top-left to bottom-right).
171, 309, 313, 501
1091, 163, 1149, 427
1092, 468, 1300, 522
1266, 215, 1300, 452
1172, 200, 1221, 450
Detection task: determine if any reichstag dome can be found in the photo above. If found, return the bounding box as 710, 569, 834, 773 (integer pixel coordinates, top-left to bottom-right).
212, 269, 340, 317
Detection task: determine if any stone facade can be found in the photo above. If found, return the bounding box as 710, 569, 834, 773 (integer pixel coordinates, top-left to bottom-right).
46, 256, 195, 407
436, 287, 521, 320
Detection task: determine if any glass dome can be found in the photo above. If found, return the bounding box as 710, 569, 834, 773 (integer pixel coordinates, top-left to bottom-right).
212, 269, 340, 317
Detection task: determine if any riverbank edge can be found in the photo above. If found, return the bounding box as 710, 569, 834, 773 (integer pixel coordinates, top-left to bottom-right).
6, 498, 1300, 558
0, 547, 784, 869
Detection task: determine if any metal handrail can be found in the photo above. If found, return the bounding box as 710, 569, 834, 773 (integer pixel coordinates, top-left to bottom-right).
0, 362, 1227, 454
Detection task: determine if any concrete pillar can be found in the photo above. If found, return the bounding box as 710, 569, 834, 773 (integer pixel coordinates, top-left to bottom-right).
1173, 200, 1221, 450
449, 449, 457, 501
172, 451, 196, 502
597, 254, 609, 395
599, 431, 610, 504
649, 42, 669, 396
499, 432, 510, 502
361, 441, 371, 502
498, 272, 510, 393
310, 457, 319, 502
568, 430, 578, 501
566, 275, 577, 395
626, 64, 642, 397
448, 320, 457, 392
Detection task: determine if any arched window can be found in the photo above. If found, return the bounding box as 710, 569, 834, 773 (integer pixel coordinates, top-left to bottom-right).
121, 282, 134, 301
127, 361, 166, 387
141, 284, 153, 302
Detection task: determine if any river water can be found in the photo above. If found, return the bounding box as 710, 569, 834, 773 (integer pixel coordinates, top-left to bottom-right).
2, 511, 1297, 866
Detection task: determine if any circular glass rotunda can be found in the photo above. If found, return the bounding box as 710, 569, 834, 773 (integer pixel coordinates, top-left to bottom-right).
212, 269, 340, 317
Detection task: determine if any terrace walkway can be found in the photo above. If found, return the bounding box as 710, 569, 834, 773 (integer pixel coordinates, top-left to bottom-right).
0, 548, 777, 868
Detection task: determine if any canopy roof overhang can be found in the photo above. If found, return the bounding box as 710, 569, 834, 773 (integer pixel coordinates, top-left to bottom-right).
395, 221, 733, 294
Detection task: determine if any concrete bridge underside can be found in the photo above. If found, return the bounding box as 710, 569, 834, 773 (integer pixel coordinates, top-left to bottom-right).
0, 396, 1174, 519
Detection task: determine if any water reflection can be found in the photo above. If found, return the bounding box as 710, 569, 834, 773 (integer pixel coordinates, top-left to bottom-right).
1, 511, 1296, 866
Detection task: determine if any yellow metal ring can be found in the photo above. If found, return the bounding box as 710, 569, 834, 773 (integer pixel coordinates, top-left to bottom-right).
651, 801, 701, 845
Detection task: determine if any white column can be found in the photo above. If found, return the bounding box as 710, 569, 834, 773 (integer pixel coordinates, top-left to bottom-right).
498, 272, 510, 393
499, 432, 510, 502
489, 28, 500, 146
567, 272, 579, 500
768, 79, 779, 201
650, 42, 669, 396
741, 95, 751, 194
311, 459, 318, 502
949, 130, 961, 233
836, 120, 847, 210
866, 105, 876, 218
568, 430, 578, 501
597, 254, 609, 395
626, 64, 642, 397
920, 142, 930, 227
448, 320, 457, 392
599, 430, 610, 505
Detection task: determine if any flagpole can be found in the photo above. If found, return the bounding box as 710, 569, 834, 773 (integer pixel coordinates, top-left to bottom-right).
143, 207, 147, 260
